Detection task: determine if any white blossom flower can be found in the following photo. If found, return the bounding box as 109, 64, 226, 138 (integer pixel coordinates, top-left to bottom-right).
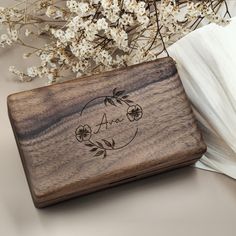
0, 34, 12, 46
65, 28, 75, 41
10, 29, 18, 41
95, 49, 112, 66
55, 10, 64, 19
68, 16, 84, 31
25, 29, 31, 37
97, 18, 109, 31
1, 34, 8, 41
84, 22, 98, 41
110, 28, 128, 50
137, 15, 149, 27
78, 2, 89, 14
47, 73, 55, 84
124, 0, 137, 13
0, 8, 6, 23
101, 0, 112, 9
9, 65, 16, 73
104, 2, 120, 23
120, 13, 134, 26
137, 1, 146, 14
9, 65, 30, 81
66, 0, 79, 13
27, 66, 38, 78
46, 6, 55, 18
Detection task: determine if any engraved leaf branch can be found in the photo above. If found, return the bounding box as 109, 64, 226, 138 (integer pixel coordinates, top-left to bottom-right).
84, 138, 116, 159
104, 88, 134, 107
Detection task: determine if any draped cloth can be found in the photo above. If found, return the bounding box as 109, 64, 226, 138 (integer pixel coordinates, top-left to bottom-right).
168, 17, 236, 179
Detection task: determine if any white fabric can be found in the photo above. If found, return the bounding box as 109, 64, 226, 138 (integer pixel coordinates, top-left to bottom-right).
168, 17, 236, 179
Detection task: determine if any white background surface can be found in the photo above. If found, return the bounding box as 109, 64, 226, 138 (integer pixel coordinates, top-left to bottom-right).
0, 1, 236, 236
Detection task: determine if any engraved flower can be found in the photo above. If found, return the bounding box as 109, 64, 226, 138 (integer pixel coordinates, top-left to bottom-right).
126, 105, 143, 122
75, 124, 92, 142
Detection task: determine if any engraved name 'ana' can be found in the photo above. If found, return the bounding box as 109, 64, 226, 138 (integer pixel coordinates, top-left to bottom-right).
93, 113, 124, 134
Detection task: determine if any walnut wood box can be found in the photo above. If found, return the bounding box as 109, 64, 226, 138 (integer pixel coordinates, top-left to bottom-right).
7, 57, 206, 208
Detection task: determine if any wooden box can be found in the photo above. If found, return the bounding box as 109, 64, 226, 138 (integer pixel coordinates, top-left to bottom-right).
7, 57, 206, 208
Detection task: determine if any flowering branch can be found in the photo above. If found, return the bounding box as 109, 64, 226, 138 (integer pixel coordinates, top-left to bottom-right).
0, 0, 231, 83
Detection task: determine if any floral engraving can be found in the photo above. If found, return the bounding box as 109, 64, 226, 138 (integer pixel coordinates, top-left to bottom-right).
127, 105, 143, 122
75, 125, 92, 142
75, 88, 142, 158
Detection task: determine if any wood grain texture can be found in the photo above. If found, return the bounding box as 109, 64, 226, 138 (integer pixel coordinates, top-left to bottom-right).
7, 57, 206, 208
